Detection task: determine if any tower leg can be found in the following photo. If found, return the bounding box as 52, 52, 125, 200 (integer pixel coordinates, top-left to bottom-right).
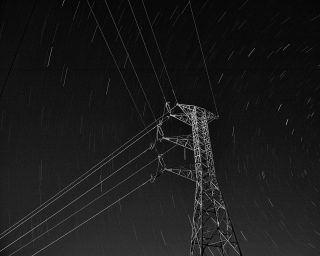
188, 106, 241, 256
159, 103, 242, 255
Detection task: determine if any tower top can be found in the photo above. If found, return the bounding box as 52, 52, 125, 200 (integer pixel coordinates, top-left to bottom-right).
167, 103, 219, 126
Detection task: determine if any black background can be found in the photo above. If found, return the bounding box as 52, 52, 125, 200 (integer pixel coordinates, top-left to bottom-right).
0, 0, 320, 255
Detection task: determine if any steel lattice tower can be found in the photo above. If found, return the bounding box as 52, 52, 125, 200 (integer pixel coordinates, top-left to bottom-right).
157, 103, 242, 256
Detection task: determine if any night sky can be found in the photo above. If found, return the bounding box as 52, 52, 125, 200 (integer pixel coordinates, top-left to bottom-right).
1, 0, 320, 255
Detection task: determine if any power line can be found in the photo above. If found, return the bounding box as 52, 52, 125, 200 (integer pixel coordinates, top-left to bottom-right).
0, 107, 173, 239
141, 0, 178, 105
0, 127, 152, 239
1, 147, 150, 253
188, 1, 219, 117
31, 179, 150, 256
103, 0, 156, 121
8, 159, 154, 256
87, 0, 146, 127
127, 0, 167, 104
9, 145, 176, 256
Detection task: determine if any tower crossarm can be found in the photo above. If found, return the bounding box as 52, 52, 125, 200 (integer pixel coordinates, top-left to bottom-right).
177, 103, 219, 123
164, 167, 196, 182
170, 113, 193, 126
169, 103, 217, 126
162, 134, 193, 151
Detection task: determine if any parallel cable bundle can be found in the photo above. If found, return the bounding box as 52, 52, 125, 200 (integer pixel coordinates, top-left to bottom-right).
0, 114, 157, 241
4, 144, 176, 256
1, 0, 220, 255
1, 113, 175, 251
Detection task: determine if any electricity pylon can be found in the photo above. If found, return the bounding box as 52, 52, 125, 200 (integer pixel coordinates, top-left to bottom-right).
156, 103, 242, 256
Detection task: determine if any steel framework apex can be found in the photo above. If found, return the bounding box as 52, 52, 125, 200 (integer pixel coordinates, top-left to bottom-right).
160, 103, 242, 256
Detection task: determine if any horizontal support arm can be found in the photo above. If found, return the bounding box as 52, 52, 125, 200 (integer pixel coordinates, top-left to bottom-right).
162, 134, 194, 151
164, 168, 196, 182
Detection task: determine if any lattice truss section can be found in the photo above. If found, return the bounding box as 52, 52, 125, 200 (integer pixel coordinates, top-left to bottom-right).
158, 104, 242, 256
